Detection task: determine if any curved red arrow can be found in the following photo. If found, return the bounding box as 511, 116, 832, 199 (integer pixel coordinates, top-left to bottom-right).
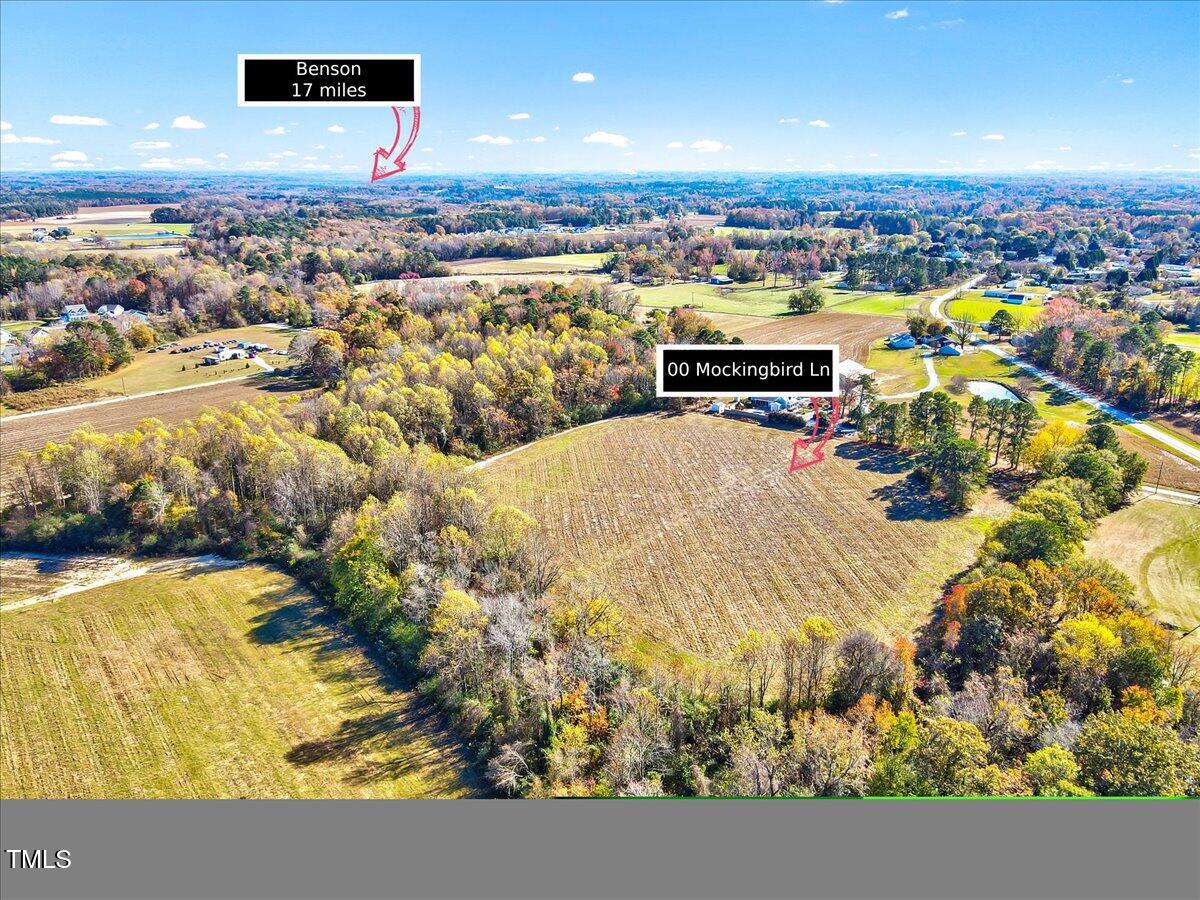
788, 397, 841, 472
371, 106, 421, 182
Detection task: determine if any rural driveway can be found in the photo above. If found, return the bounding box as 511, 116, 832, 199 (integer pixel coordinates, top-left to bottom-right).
977, 344, 1200, 466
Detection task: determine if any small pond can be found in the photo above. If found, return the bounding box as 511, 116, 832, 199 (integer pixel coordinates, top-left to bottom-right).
966, 380, 1022, 403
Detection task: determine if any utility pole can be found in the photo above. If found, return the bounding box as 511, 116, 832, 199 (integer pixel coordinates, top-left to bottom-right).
1154, 459, 1163, 495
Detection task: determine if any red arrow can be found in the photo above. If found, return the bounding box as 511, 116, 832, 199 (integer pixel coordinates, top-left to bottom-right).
370, 106, 421, 182
788, 397, 841, 472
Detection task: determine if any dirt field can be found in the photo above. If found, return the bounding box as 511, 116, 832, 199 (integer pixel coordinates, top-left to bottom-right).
1, 375, 312, 498
447, 252, 610, 274
481, 413, 1004, 658
699, 310, 896, 363
1119, 430, 1200, 493
0, 558, 482, 798
1086, 498, 1200, 642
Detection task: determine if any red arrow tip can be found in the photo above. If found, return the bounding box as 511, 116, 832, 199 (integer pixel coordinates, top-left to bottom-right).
370, 148, 406, 182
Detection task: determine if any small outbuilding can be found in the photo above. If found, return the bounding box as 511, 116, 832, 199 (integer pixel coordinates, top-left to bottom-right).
708, 274, 733, 285
938, 344, 963, 356
887, 334, 917, 350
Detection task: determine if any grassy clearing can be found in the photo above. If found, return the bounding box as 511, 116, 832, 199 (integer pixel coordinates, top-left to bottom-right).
1086, 499, 1200, 642
449, 252, 611, 274
822, 289, 927, 318
481, 413, 1005, 658
868, 342, 930, 395
84, 325, 295, 396
0, 560, 481, 798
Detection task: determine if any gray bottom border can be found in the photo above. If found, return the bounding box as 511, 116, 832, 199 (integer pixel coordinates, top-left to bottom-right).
2, 800, 1199, 900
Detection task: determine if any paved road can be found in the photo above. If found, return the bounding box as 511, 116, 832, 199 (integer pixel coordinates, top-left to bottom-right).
927, 284, 1200, 467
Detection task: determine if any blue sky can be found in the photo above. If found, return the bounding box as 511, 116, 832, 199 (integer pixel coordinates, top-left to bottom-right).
1, 0, 1197, 176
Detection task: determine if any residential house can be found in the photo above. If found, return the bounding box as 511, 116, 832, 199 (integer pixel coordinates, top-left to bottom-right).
60, 304, 90, 323
97, 303, 126, 318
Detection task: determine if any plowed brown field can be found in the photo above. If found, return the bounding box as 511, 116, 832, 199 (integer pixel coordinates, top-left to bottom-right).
482, 413, 1004, 658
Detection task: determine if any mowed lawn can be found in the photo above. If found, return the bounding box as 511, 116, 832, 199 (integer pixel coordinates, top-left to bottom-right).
945, 291, 1046, 329
449, 252, 611, 274
86, 325, 295, 395
481, 413, 1004, 658
1167, 329, 1200, 351
0, 561, 482, 798
1086, 498, 1200, 642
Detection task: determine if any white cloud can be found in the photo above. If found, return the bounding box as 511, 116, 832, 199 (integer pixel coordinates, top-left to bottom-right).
666, 141, 684, 149
508, 112, 531, 120
1025, 160, 1062, 171
689, 138, 728, 153
938, 18, 965, 28
268, 150, 298, 159
467, 134, 514, 145
264, 125, 287, 135
981, 133, 1006, 141
778, 117, 800, 125
951, 131, 967, 137
327, 124, 346, 133
885, 8, 908, 19
809, 119, 830, 128
242, 160, 280, 170
572, 72, 595, 83
216, 152, 229, 159
582, 130, 631, 148
524, 135, 546, 143
1, 133, 60, 145
171, 115, 206, 130
420, 146, 433, 152
50, 150, 89, 162
130, 140, 171, 150
1058, 145, 1072, 152
1120, 77, 1135, 85
817, 162, 839, 170
140, 156, 208, 169
50, 114, 109, 126
303, 155, 318, 161
52, 160, 93, 168
144, 122, 160, 130
0, 121, 9, 131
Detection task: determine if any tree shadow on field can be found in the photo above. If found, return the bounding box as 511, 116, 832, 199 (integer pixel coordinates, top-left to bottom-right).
245, 581, 487, 794
834, 440, 915, 475
285, 702, 469, 788
868, 474, 954, 522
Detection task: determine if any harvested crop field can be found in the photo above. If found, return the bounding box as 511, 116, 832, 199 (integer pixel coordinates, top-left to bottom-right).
699, 310, 895, 363
0, 558, 482, 798
1, 375, 313, 497
1086, 498, 1200, 642
481, 413, 1003, 657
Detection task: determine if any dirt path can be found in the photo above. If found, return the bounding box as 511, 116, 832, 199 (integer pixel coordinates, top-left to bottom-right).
4, 372, 270, 422
0, 553, 242, 613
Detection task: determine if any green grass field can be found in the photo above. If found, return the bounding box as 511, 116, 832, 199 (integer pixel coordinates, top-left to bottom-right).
867, 342, 929, 395
945, 291, 1045, 329
1086, 499, 1200, 642
0, 559, 481, 798
85, 325, 295, 395
636, 279, 919, 319
450, 252, 611, 274
1167, 329, 1200, 351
